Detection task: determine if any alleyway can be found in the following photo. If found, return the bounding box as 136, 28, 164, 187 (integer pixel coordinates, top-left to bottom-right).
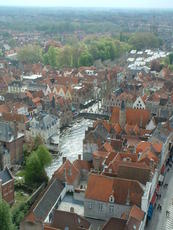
146, 165, 173, 230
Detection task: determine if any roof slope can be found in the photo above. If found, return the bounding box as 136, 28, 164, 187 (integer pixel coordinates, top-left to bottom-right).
33, 179, 64, 221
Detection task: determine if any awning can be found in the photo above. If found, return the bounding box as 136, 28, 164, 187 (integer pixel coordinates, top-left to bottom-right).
148, 204, 153, 219
151, 192, 157, 205
158, 174, 164, 183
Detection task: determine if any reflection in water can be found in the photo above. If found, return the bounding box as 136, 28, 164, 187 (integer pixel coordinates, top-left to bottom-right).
46, 118, 93, 178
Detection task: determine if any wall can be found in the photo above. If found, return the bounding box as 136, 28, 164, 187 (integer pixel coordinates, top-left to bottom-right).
84, 199, 130, 221
2, 179, 14, 205
6, 135, 24, 165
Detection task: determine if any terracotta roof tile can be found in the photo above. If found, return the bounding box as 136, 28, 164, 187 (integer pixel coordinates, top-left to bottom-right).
103, 142, 114, 152
85, 174, 144, 206
53, 160, 80, 185
93, 151, 109, 159
136, 141, 151, 153
111, 107, 150, 128
0, 104, 10, 113
129, 205, 144, 222
113, 123, 122, 134
73, 159, 92, 171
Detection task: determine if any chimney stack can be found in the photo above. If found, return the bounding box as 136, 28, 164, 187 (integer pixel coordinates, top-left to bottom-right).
78, 154, 81, 160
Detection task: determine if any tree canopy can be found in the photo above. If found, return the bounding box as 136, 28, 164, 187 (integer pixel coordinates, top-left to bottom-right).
24, 145, 52, 185
18, 45, 43, 64
43, 37, 130, 68
128, 32, 160, 50
0, 198, 14, 230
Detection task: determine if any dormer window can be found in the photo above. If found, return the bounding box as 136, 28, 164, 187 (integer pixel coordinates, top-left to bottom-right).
109, 195, 114, 203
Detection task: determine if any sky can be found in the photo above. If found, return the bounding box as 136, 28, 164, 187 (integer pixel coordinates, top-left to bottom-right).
0, 0, 173, 9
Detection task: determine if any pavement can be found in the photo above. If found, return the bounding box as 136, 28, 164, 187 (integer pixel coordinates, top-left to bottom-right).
146, 164, 173, 230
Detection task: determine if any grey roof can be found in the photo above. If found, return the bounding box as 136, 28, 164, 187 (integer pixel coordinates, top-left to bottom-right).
160, 109, 169, 119
31, 113, 58, 130
33, 179, 64, 221
25, 82, 47, 92
92, 123, 108, 142
9, 81, 22, 87
151, 125, 168, 143
0, 121, 14, 142
0, 168, 13, 184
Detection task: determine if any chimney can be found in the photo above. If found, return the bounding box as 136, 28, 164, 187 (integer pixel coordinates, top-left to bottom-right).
62, 157, 67, 164
78, 154, 81, 160
70, 207, 74, 213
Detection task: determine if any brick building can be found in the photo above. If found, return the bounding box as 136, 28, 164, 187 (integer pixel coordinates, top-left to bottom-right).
0, 120, 24, 168
0, 167, 14, 205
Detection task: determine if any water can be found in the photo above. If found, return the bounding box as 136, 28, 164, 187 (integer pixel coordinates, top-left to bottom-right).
46, 118, 93, 178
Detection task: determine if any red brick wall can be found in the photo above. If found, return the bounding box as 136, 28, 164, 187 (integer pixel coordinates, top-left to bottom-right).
6, 136, 24, 165
2, 180, 14, 205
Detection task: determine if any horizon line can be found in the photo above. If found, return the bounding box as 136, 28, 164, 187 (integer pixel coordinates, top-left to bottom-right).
0, 5, 173, 10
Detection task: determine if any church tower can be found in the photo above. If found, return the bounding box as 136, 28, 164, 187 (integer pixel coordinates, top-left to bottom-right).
119, 100, 126, 128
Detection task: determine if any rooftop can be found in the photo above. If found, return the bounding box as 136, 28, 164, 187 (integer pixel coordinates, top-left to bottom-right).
58, 194, 84, 216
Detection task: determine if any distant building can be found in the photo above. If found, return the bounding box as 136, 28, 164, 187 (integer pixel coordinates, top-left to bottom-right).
29, 112, 60, 145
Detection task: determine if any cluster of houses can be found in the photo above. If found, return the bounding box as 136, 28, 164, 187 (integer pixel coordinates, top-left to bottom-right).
20, 86, 173, 230
0, 35, 173, 230
0, 56, 118, 156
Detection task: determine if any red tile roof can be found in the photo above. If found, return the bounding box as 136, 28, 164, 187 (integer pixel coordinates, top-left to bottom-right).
0, 104, 10, 113
103, 142, 114, 152
129, 205, 144, 222
53, 159, 80, 185
85, 174, 144, 206
111, 107, 150, 128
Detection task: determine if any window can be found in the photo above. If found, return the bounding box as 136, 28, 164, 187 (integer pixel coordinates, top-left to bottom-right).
109, 195, 114, 203
109, 204, 114, 213
88, 202, 92, 209
99, 203, 103, 212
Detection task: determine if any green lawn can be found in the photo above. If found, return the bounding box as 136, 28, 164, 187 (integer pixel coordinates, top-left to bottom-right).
11, 191, 29, 211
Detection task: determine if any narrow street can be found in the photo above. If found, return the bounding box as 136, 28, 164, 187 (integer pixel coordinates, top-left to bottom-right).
146, 165, 173, 230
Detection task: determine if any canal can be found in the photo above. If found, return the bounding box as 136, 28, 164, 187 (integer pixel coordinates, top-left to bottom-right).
46, 118, 93, 178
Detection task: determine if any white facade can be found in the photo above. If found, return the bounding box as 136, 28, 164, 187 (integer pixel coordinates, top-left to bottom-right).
133, 96, 146, 109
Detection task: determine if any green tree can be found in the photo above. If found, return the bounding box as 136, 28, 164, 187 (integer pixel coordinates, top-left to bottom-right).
25, 151, 45, 185
168, 53, 173, 64
128, 32, 160, 50
33, 136, 44, 151
0, 198, 14, 230
36, 145, 52, 168
79, 46, 93, 66
18, 45, 43, 64
24, 145, 52, 185
43, 46, 59, 67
